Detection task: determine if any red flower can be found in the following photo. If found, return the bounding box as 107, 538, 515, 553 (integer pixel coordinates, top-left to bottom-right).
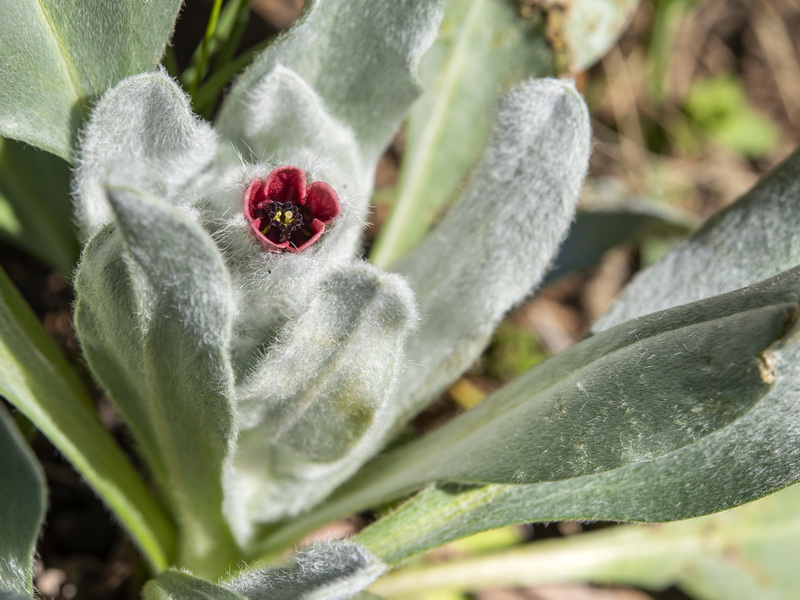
244, 166, 340, 253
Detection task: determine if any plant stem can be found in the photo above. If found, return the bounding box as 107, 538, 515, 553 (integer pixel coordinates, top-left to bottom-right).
189, 0, 224, 97
213, 0, 252, 76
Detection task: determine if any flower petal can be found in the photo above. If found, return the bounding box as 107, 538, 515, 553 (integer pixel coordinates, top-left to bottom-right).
242, 179, 291, 253
305, 181, 340, 223
265, 165, 306, 205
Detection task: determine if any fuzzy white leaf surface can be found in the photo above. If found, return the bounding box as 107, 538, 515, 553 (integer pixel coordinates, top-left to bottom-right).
73, 71, 218, 239
394, 78, 592, 423
225, 263, 417, 538
216, 0, 445, 212
74, 182, 238, 572
224, 542, 386, 600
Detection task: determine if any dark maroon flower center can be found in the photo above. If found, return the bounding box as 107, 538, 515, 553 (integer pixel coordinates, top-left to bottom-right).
257, 200, 306, 243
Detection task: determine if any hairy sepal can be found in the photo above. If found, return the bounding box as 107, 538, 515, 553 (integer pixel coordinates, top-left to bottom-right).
73, 181, 237, 571
225, 262, 417, 540
73, 71, 217, 239
393, 78, 591, 424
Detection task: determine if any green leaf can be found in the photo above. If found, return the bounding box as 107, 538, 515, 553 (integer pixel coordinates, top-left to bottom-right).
0, 264, 175, 571
227, 263, 417, 538
391, 78, 591, 426
0, 0, 183, 160
74, 71, 218, 240
369, 0, 552, 266
215, 0, 445, 198
0, 137, 78, 274
370, 0, 642, 267
369, 483, 800, 600
347, 267, 800, 565
144, 571, 245, 600
594, 147, 800, 331
543, 183, 698, 285
0, 405, 45, 598
73, 184, 237, 576
370, 275, 793, 487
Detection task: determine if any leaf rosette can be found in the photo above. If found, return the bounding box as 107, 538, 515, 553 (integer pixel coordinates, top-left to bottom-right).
68, 0, 593, 572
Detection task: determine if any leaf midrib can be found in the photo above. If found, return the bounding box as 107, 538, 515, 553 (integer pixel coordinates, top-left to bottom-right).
371, 0, 487, 268
32, 0, 86, 111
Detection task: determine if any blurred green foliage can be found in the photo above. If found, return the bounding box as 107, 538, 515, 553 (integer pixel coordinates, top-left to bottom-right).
486, 321, 547, 382
682, 75, 780, 158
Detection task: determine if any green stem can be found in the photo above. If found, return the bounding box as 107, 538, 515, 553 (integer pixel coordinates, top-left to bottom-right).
189, 0, 224, 97
194, 38, 271, 117
213, 0, 252, 75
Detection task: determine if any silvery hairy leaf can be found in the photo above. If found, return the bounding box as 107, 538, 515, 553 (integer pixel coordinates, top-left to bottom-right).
217, 0, 445, 170
225, 263, 417, 539
74, 183, 237, 573
371, 0, 640, 266
145, 541, 384, 600
225, 542, 386, 600
369, 0, 553, 265
74, 71, 218, 240
393, 78, 591, 425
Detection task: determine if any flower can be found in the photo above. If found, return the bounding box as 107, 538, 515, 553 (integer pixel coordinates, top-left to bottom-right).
243, 166, 340, 253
